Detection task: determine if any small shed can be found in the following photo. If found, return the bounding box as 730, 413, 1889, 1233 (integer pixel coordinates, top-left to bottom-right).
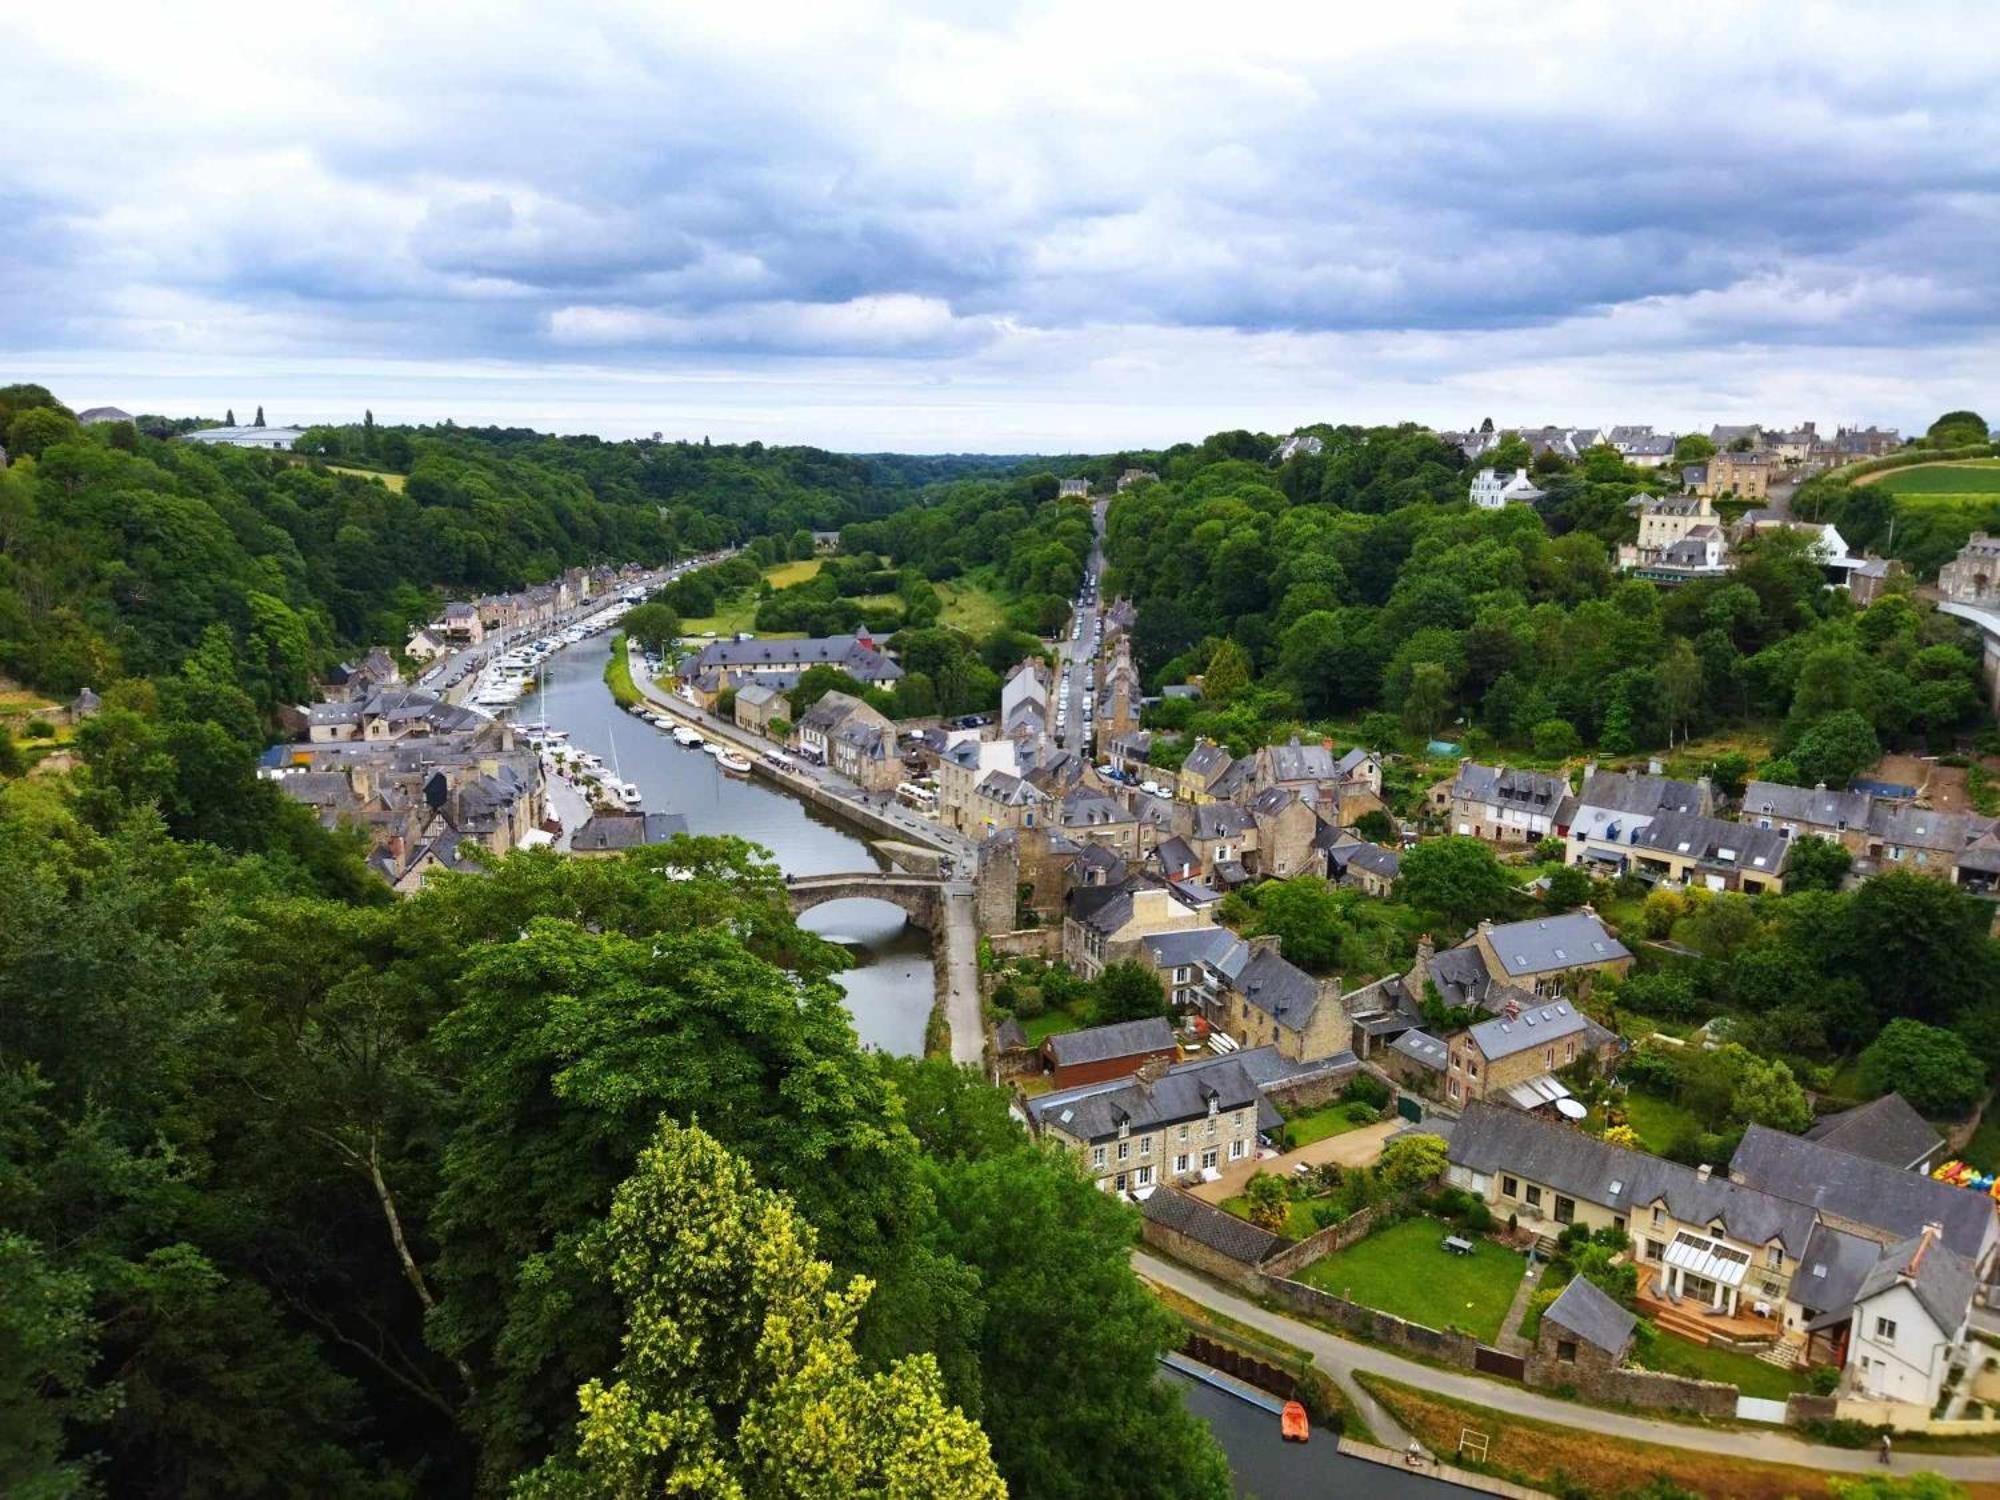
1538, 1275, 1636, 1372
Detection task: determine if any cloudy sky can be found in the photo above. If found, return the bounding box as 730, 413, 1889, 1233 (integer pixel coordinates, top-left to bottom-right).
7, 1, 1997, 450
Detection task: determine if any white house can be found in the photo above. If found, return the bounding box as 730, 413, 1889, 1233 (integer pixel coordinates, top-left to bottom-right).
1469, 467, 1546, 510
1843, 1227, 1975, 1411
181, 424, 308, 451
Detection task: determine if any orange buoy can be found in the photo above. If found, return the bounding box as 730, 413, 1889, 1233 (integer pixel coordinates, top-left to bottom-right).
1281, 1400, 1310, 1442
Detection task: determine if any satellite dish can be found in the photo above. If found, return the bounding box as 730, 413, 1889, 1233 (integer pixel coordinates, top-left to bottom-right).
1556, 1098, 1589, 1121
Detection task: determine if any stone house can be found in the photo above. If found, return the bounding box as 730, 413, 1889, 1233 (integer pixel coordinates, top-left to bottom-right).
436, 602, 483, 645
1176, 801, 1258, 885
969, 770, 1050, 835
1247, 786, 1321, 879
1628, 809, 1792, 893
1804, 1094, 1944, 1175
1697, 449, 1772, 499
1042, 1016, 1180, 1089
733, 682, 790, 736
1532, 1276, 1636, 1378
1334, 840, 1402, 897
1152, 929, 1354, 1064
1469, 912, 1634, 1000
1739, 780, 1873, 853
1856, 802, 1999, 886
1057, 788, 1140, 859
1025, 1052, 1270, 1194
936, 737, 1020, 834
1848, 555, 1906, 607
792, 690, 892, 765
829, 716, 902, 792
1563, 765, 1715, 871
1939, 533, 2000, 607
1442, 761, 1571, 844
570, 810, 691, 856
1175, 739, 1235, 803
1441, 998, 1618, 1112
1063, 883, 1213, 979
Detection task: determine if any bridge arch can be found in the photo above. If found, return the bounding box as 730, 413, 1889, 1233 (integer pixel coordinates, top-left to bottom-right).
786, 872, 943, 932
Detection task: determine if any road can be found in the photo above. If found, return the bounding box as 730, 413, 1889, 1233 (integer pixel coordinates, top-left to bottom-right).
941, 883, 984, 1065
1134, 1251, 2000, 1483
1055, 497, 1110, 755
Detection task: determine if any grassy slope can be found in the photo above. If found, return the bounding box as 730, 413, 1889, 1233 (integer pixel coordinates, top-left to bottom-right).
1862, 458, 2000, 492
678, 559, 825, 638
1295, 1217, 1524, 1342
937, 575, 1012, 637
326, 465, 408, 492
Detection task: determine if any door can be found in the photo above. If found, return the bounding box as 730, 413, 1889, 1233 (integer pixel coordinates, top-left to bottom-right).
1398, 1096, 1424, 1123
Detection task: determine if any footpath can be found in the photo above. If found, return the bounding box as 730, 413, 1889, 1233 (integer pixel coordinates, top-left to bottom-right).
1133, 1249, 2000, 1484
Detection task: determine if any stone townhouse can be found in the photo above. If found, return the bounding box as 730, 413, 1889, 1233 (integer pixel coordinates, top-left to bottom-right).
1175, 801, 1258, 885
1628, 808, 1793, 893
1440, 997, 1618, 1112
1696, 449, 1773, 499
1205, 939, 1354, 1063
1856, 802, 2000, 887
1063, 882, 1213, 979
1739, 780, 1874, 853
829, 715, 902, 793
1469, 911, 1633, 1000
732, 683, 789, 736
1000, 657, 1050, 733
1247, 786, 1322, 879
793, 690, 893, 767
1057, 788, 1141, 860
1440, 761, 1572, 845
935, 737, 1020, 834
437, 601, 483, 644
1141, 926, 1245, 1011
1176, 739, 1235, 803
1251, 738, 1384, 823
1446, 1103, 1992, 1390
969, 769, 1050, 835
1024, 1053, 1272, 1195
1097, 638, 1144, 740
570, 810, 691, 856
1939, 533, 2000, 607
1332, 840, 1401, 897
680, 630, 904, 689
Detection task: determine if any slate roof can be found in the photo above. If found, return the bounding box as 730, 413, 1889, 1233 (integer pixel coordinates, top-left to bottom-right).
1632, 809, 1791, 879
1448, 1103, 1820, 1254
1265, 737, 1337, 782
1142, 926, 1246, 971
1467, 1000, 1604, 1062
1231, 947, 1323, 1030
1453, 762, 1570, 812
1060, 790, 1136, 828
993, 1015, 1029, 1051
1482, 913, 1630, 977
1729, 1126, 1994, 1261
570, 811, 691, 851
686, 632, 903, 682
1155, 836, 1198, 875
1183, 740, 1232, 781
734, 683, 784, 709
1191, 803, 1254, 839
1804, 1094, 1942, 1172
1345, 842, 1402, 880
1797, 1222, 1891, 1325
1856, 1233, 1978, 1337
1570, 770, 1709, 837
799, 690, 872, 732
1741, 780, 1871, 830
1865, 802, 1996, 855
1428, 944, 1506, 1010
1140, 1187, 1286, 1264
1543, 1275, 1636, 1355
1025, 1057, 1275, 1144
1250, 786, 1298, 818
1045, 1017, 1177, 1068
1390, 1028, 1448, 1072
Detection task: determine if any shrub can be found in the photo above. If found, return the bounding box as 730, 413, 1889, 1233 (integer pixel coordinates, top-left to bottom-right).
1461, 1197, 1492, 1233
1590, 1225, 1629, 1252
23, 717, 53, 739
1802, 1418, 1882, 1449
1343, 1073, 1391, 1110
1809, 1364, 1842, 1397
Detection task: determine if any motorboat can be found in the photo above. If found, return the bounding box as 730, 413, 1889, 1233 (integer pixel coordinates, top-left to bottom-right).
717, 750, 751, 776
618, 781, 644, 807
671, 726, 703, 748
702, 741, 725, 757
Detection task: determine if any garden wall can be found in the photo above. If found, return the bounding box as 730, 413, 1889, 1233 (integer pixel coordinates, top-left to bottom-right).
984, 927, 1061, 961
1258, 1274, 1480, 1369
1524, 1356, 1736, 1418
1138, 1218, 1265, 1292
1260, 1200, 1395, 1279
1262, 1065, 1356, 1112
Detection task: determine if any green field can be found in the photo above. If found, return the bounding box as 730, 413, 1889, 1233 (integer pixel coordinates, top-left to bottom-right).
677, 559, 825, 639
1282, 1101, 1373, 1148
937, 576, 1011, 637
1020, 1011, 1083, 1045
326, 465, 408, 492
1867, 459, 2000, 494
1619, 1091, 1701, 1155
1295, 1216, 1524, 1341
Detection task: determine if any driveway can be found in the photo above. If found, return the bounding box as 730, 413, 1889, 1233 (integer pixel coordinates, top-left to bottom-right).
1133, 1250, 2000, 1484
1190, 1118, 1399, 1204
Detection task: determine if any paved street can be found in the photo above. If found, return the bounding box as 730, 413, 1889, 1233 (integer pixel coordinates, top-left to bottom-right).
1054, 497, 1109, 755
941, 883, 984, 1065
1134, 1251, 2000, 1483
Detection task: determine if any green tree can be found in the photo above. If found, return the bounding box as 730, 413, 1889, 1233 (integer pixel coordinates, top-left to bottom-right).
1243, 1172, 1290, 1233
516, 1120, 1004, 1500
1202, 637, 1251, 702
253, 405, 266, 427
1858, 1019, 1984, 1118
7, 406, 79, 460
1531, 718, 1580, 760
1789, 710, 1879, 787
1925, 411, 1989, 449
1782, 834, 1852, 893
1375, 1132, 1448, 1191
1399, 660, 1451, 738
0, 1233, 109, 1500
1657, 638, 1701, 745
1091, 960, 1171, 1025
1673, 434, 1717, 463
1544, 865, 1594, 911
1397, 836, 1514, 928
1848, 873, 1999, 1027
620, 600, 682, 655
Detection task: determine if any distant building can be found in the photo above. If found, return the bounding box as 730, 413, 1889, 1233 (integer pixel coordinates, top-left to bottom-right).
570, 810, 691, 855
77, 406, 134, 425
1058, 478, 1091, 498
1274, 433, 1324, 462
180, 425, 307, 451
1694, 449, 1772, 499
1618, 493, 1729, 581
1939, 534, 2000, 607
1469, 466, 1546, 510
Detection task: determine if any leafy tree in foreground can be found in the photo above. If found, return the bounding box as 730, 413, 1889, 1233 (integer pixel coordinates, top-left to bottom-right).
1091, 959, 1172, 1025
1858, 1019, 1985, 1118
1782, 834, 1852, 893
1243, 1171, 1290, 1233
515, 1120, 1004, 1500
620, 600, 681, 656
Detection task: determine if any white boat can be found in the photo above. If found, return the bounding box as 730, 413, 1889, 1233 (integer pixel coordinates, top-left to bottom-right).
717, 750, 751, 776
671, 726, 703, 748
702, 742, 725, 757
618, 781, 644, 807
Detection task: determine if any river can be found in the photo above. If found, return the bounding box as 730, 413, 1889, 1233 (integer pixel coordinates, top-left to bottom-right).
1159, 1366, 1477, 1499
517, 631, 935, 1054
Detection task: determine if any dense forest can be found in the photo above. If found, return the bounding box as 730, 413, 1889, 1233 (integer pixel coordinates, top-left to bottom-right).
0, 388, 1229, 1495
1104, 423, 1989, 784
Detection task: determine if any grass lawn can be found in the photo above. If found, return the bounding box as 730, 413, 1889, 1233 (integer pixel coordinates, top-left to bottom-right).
677, 560, 826, 639
1295, 1216, 1524, 1342
761, 558, 824, 588
1220, 1192, 1323, 1240
1619, 1091, 1701, 1155
326, 464, 407, 491
1356, 1373, 1872, 1500
1867, 458, 2000, 493
936, 575, 1012, 637
1283, 1101, 1370, 1148
1636, 1336, 1810, 1402
1020, 1011, 1083, 1046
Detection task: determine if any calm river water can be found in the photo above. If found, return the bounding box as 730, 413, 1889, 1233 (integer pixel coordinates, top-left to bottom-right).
1159, 1366, 1476, 1499
517, 632, 934, 1053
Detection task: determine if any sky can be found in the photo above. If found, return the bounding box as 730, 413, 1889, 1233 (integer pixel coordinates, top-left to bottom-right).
6, 1, 1998, 452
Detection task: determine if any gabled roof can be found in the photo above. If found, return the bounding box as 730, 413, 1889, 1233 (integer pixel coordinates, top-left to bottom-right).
1468, 1000, 1605, 1062
1142, 926, 1245, 971
1389, 1028, 1448, 1071
1482, 913, 1630, 977
1453, 761, 1569, 810
1804, 1094, 1942, 1172
1024, 1056, 1270, 1144
570, 811, 691, 851
1046, 1017, 1177, 1068
1573, 768, 1708, 822
1741, 779, 1871, 830
1140, 1187, 1286, 1264
1191, 803, 1254, 839
1856, 1232, 1977, 1336
1230, 948, 1322, 1030
1730, 1126, 1994, 1261
1542, 1275, 1636, 1355
1345, 842, 1402, 880
1631, 809, 1791, 878
1263, 737, 1337, 783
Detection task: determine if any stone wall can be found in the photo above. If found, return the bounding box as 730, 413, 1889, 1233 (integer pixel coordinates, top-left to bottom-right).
1260, 1064, 1356, 1113
1260, 1200, 1394, 1280
985, 927, 1061, 960
1258, 1275, 1480, 1368
1524, 1358, 1736, 1418
1138, 1218, 1265, 1292
1785, 1393, 1838, 1427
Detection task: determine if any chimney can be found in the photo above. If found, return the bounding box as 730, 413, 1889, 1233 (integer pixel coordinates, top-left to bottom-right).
1696, 1163, 1712, 1182
1502, 997, 1522, 1021
1414, 932, 1436, 973
1136, 1055, 1172, 1086
1907, 1223, 1942, 1279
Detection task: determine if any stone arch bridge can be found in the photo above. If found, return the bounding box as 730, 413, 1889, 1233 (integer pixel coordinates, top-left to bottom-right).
786, 872, 945, 932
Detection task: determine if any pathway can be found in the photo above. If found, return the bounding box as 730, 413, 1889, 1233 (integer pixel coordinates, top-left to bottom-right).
1132, 1250, 2000, 1483
1492, 1258, 1548, 1356
940, 882, 984, 1066
1190, 1118, 1399, 1204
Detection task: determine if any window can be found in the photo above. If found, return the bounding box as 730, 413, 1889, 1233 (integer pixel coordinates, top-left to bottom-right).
1767, 1246, 1783, 1270
1206, 1119, 1217, 1138
1229, 1139, 1247, 1160
1557, 1339, 1578, 1364
1137, 1165, 1152, 1186
1544, 1046, 1555, 1068
1614, 1216, 1626, 1234
1644, 1238, 1663, 1261
1115, 1173, 1126, 1192
1651, 1206, 1664, 1228
1564, 1039, 1576, 1063
1874, 1317, 1898, 1342
1175, 966, 1191, 983
1467, 1059, 1479, 1079
1091, 1146, 1106, 1169
1178, 1125, 1190, 1144
1554, 1195, 1575, 1224
1174, 1154, 1189, 1174
1201, 1149, 1217, 1170
1524, 1184, 1543, 1208
1501, 1175, 1519, 1199
1447, 1079, 1460, 1102
1140, 1137, 1152, 1157
1116, 1141, 1129, 1162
